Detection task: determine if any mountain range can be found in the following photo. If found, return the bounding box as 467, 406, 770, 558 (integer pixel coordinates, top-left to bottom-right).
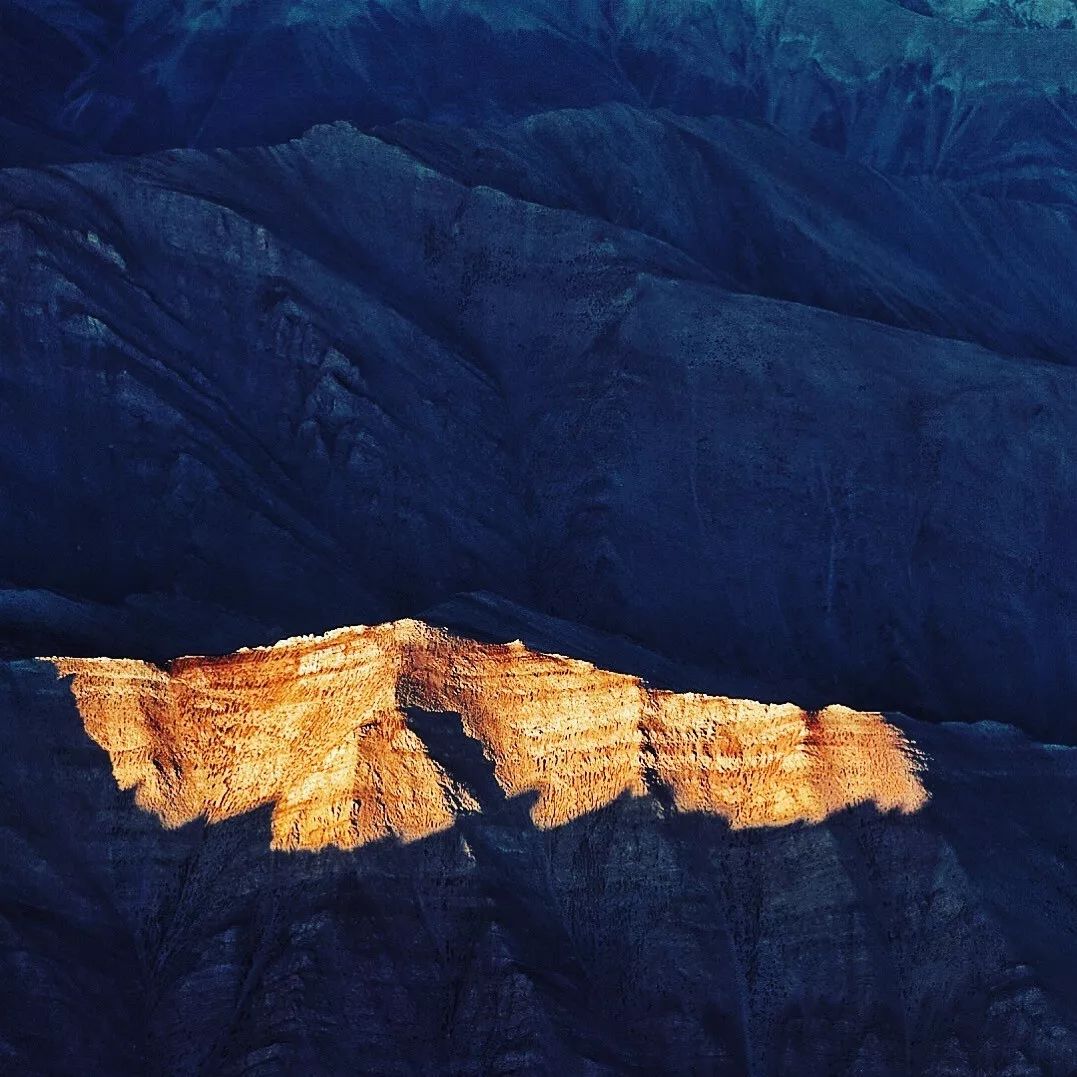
2, 0, 1076, 1072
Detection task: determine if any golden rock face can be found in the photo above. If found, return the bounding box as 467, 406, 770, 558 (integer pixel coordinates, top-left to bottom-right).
50, 620, 927, 851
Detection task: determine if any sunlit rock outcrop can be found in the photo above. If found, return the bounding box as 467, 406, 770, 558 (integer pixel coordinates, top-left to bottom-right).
52, 621, 926, 850
2, 604, 1074, 1075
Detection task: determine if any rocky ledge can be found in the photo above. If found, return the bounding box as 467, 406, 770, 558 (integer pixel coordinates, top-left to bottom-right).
0, 606, 1068, 1073
51, 618, 927, 851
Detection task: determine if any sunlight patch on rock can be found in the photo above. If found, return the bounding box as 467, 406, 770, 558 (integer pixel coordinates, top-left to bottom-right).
50, 620, 927, 851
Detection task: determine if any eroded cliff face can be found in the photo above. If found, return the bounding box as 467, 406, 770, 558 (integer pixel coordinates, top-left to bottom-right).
52, 621, 926, 851
3, 604, 1075, 1074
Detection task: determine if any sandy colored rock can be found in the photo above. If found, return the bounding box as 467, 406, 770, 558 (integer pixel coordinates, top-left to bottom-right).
51, 620, 927, 850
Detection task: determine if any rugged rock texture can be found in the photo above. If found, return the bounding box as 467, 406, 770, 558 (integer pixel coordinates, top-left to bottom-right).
9, 0, 1077, 201
894, 0, 1077, 26
3, 2, 1077, 740
381, 103, 1077, 362
3, 1, 1077, 1071
51, 619, 927, 849
2, 118, 1076, 740
1, 605, 1076, 1074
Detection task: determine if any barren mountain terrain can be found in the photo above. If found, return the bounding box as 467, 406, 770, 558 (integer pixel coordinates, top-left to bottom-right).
2, 0, 1076, 1072
2, 600, 1076, 1074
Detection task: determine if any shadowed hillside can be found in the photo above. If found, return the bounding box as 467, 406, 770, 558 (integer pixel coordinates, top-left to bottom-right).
2, 121, 1076, 739
2, 1, 1076, 1071
2, 608, 1077, 1073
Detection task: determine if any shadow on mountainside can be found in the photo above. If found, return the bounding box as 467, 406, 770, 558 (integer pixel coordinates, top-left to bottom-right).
2, 662, 1077, 1073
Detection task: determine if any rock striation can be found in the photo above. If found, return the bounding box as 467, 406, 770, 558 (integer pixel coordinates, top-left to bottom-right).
1, 603, 1076, 1074
3, 2, 1077, 1070
52, 619, 927, 850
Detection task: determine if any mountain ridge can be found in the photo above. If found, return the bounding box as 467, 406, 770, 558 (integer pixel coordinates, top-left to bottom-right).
4, 0, 1077, 1071
3, 597, 1076, 1073
49, 613, 929, 850
8, 0, 1077, 198
3, 120, 1076, 741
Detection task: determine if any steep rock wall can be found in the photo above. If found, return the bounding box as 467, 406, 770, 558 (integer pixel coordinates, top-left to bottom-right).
1, 614, 1074, 1074
52, 620, 927, 850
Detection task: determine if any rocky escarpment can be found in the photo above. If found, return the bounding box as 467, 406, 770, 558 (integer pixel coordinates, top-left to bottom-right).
3, 2, 1076, 1072
3, 120, 1077, 742
1, 605, 1075, 1074
51, 619, 927, 850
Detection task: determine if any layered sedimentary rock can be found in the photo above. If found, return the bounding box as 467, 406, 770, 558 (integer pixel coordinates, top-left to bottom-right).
1, 603, 1075, 1074
52, 619, 926, 850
